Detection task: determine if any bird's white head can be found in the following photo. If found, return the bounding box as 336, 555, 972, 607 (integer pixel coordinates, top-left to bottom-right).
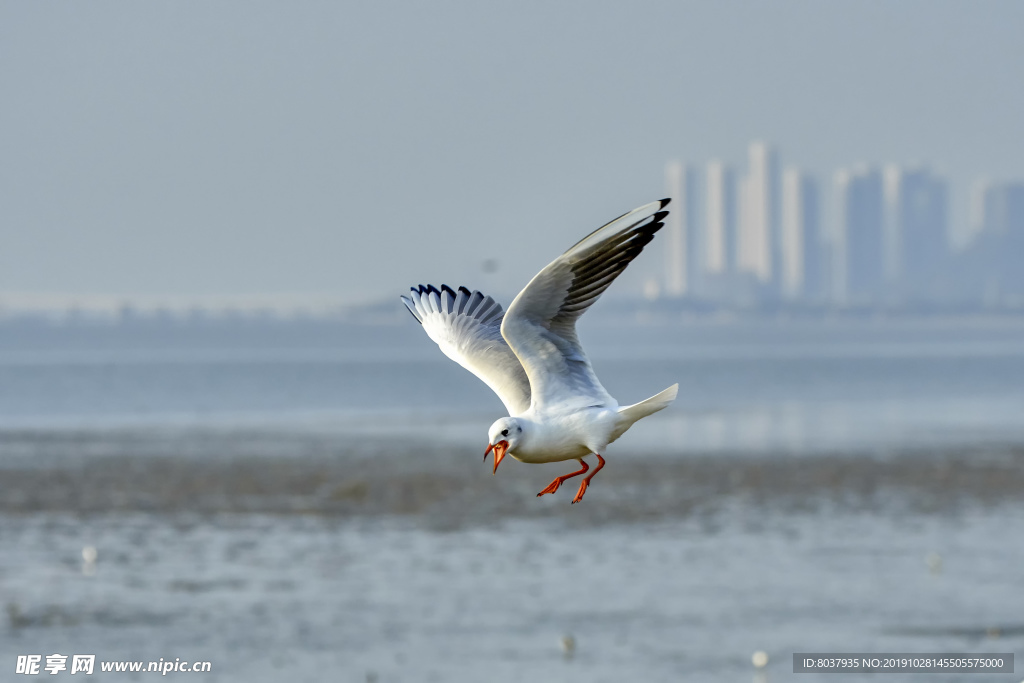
484, 417, 523, 474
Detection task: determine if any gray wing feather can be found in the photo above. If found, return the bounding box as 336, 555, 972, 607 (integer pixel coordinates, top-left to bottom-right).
401, 285, 532, 415
501, 200, 669, 411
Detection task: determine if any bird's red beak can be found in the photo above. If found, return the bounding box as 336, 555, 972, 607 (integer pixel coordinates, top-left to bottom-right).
484, 440, 509, 474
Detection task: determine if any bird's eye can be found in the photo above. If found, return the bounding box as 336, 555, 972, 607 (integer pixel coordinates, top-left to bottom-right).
501, 429, 509, 437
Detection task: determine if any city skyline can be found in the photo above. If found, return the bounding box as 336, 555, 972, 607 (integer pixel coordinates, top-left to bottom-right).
2, 3, 1023, 307
658, 141, 1024, 308
6, 141, 1022, 318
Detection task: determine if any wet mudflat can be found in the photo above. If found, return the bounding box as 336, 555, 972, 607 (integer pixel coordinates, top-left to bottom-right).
2, 433, 1022, 682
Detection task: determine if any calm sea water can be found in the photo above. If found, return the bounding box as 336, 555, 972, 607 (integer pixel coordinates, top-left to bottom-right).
3, 316, 1023, 682
2, 315, 1024, 454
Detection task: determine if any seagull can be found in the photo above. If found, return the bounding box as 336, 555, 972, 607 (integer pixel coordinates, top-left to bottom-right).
401, 199, 678, 503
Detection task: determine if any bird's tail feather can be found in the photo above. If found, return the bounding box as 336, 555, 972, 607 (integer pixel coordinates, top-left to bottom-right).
618, 383, 678, 422
609, 384, 678, 443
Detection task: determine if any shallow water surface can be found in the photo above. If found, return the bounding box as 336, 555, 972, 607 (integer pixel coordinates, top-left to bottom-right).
4, 317, 1024, 455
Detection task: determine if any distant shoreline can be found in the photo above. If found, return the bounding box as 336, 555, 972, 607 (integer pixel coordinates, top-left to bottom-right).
5, 300, 1024, 327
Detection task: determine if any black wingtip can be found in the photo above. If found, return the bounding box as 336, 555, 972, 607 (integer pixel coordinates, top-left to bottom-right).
458, 285, 472, 296
659, 197, 671, 208
652, 210, 670, 224
399, 297, 423, 325
441, 284, 456, 298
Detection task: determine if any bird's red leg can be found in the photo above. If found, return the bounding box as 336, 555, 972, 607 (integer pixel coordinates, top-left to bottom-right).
536, 459, 589, 497
571, 454, 605, 504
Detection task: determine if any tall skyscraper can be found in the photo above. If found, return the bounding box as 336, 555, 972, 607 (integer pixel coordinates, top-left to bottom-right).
664, 161, 686, 297
664, 160, 698, 297
971, 181, 1024, 239
781, 168, 820, 300
997, 183, 1024, 243
834, 166, 885, 303
737, 141, 779, 287
883, 166, 948, 288
969, 179, 995, 239
962, 179, 1024, 302
704, 160, 735, 276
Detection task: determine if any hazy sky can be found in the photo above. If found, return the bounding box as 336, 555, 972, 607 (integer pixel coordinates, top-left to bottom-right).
2, 1, 1022, 306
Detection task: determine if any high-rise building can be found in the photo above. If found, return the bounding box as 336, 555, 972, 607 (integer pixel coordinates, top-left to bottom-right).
998, 184, 1024, 242
704, 161, 735, 276
961, 179, 1024, 302
781, 168, 821, 300
737, 142, 780, 288
969, 179, 994, 240
834, 166, 885, 303
971, 181, 1024, 239
883, 166, 948, 288
664, 160, 698, 297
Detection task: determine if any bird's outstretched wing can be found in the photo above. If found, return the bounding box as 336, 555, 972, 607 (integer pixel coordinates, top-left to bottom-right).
402, 284, 531, 415
501, 199, 669, 411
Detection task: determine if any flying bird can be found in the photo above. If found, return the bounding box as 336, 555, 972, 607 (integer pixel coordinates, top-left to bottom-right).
401, 199, 678, 503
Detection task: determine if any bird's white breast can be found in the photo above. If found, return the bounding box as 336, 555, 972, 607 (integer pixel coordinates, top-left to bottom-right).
509, 406, 621, 464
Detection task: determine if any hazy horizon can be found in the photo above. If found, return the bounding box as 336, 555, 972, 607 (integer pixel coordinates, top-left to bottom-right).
3, 1, 1023, 305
